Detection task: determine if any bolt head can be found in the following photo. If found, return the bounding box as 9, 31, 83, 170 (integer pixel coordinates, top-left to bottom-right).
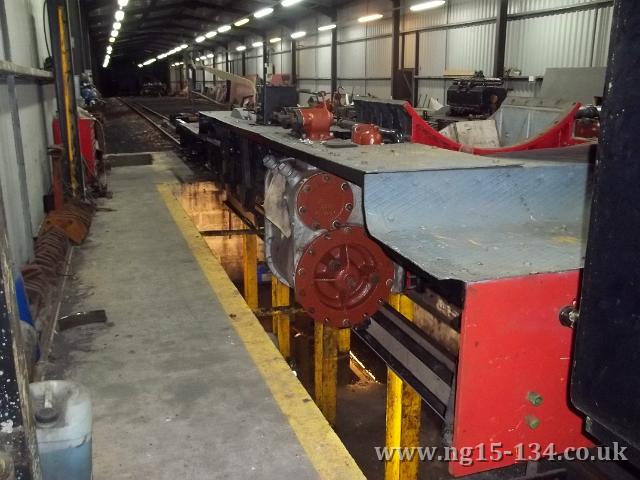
527, 391, 544, 407
525, 415, 541, 429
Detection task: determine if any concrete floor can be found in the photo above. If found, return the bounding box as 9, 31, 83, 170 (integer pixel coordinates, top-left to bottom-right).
51, 152, 340, 479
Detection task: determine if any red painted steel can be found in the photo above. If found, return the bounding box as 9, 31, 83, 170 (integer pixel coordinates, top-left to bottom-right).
296, 172, 354, 230
53, 115, 97, 178
295, 103, 334, 141
451, 271, 593, 476
294, 226, 394, 328
351, 123, 383, 145
404, 102, 588, 155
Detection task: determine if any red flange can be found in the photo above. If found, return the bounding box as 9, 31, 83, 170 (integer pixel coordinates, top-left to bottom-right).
296, 173, 354, 230
294, 226, 394, 328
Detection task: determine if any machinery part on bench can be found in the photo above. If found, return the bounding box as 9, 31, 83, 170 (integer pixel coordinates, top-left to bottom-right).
296, 172, 354, 230
291, 103, 334, 141
294, 226, 395, 328
351, 123, 383, 145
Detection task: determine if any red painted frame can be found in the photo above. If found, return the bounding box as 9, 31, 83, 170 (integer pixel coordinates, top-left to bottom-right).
450, 271, 592, 477
404, 102, 587, 155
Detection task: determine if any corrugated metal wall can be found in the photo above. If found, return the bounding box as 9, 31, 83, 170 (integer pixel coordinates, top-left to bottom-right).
1, 0, 56, 266
167, 0, 611, 106
402, 0, 612, 106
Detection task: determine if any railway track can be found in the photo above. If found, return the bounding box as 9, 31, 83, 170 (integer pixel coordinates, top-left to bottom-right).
118, 97, 181, 145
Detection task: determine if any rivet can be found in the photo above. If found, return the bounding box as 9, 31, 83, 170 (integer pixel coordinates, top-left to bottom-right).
345, 203, 353, 211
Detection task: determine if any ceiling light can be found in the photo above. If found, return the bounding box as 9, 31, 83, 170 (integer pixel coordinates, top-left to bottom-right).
117, 0, 129, 7
106, 45, 112, 53
109, 37, 115, 43
236, 45, 247, 51
218, 24, 231, 33
114, 9, 125, 21
207, 53, 214, 58
269, 37, 281, 43
110, 29, 119, 37
290, 31, 306, 39
195, 35, 205, 43
143, 58, 156, 65
157, 53, 167, 59
318, 24, 336, 31
253, 7, 273, 18
102, 58, 109, 68
113, 22, 121, 30
281, 0, 302, 6
138, 63, 143, 68
205, 30, 217, 38
409, 0, 446, 11
234, 18, 250, 27
252, 41, 263, 48
358, 13, 383, 22
180, 44, 188, 49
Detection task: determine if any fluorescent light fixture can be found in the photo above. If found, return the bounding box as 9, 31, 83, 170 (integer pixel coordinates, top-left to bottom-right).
358, 13, 383, 22
113, 22, 121, 30
179, 44, 188, 49
114, 9, 125, 21
157, 53, 167, 59
138, 63, 143, 68
290, 31, 306, 39
236, 45, 247, 51
218, 24, 231, 33
252, 41, 263, 48
195, 35, 205, 43
207, 53, 214, 58
281, 0, 302, 6
110, 29, 119, 38
117, 0, 129, 7
205, 30, 217, 38
109, 37, 115, 43
269, 37, 281, 43
106, 45, 112, 53
318, 24, 336, 31
143, 58, 156, 65
253, 7, 273, 18
234, 18, 250, 26
409, 0, 445, 11
102, 59, 109, 68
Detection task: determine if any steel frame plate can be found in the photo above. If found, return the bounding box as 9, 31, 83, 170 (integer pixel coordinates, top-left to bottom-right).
451, 272, 592, 477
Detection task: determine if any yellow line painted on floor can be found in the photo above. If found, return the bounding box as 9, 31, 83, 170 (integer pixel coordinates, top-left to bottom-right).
157, 183, 365, 480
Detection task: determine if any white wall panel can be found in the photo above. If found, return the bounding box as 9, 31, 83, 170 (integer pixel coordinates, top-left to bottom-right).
448, 0, 497, 23
338, 42, 366, 78
592, 5, 612, 67
366, 37, 392, 77
505, 9, 596, 76
509, 0, 604, 14
316, 46, 332, 78
403, 34, 416, 69
298, 48, 316, 78
446, 22, 495, 74
418, 30, 446, 76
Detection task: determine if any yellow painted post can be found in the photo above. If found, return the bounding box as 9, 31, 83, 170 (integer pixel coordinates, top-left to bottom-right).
314, 322, 338, 426
385, 294, 422, 480
271, 276, 291, 359
242, 233, 258, 310
338, 328, 351, 354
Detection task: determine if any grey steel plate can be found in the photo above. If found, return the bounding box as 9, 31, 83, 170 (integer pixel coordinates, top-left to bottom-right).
363, 163, 591, 282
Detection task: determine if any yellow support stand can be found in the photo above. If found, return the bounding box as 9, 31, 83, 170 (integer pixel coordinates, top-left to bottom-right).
314, 322, 338, 426
385, 294, 422, 480
242, 233, 258, 310
271, 276, 291, 359
337, 327, 351, 354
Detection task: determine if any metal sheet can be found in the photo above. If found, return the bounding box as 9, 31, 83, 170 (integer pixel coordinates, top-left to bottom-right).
363, 161, 591, 282
199, 111, 525, 184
